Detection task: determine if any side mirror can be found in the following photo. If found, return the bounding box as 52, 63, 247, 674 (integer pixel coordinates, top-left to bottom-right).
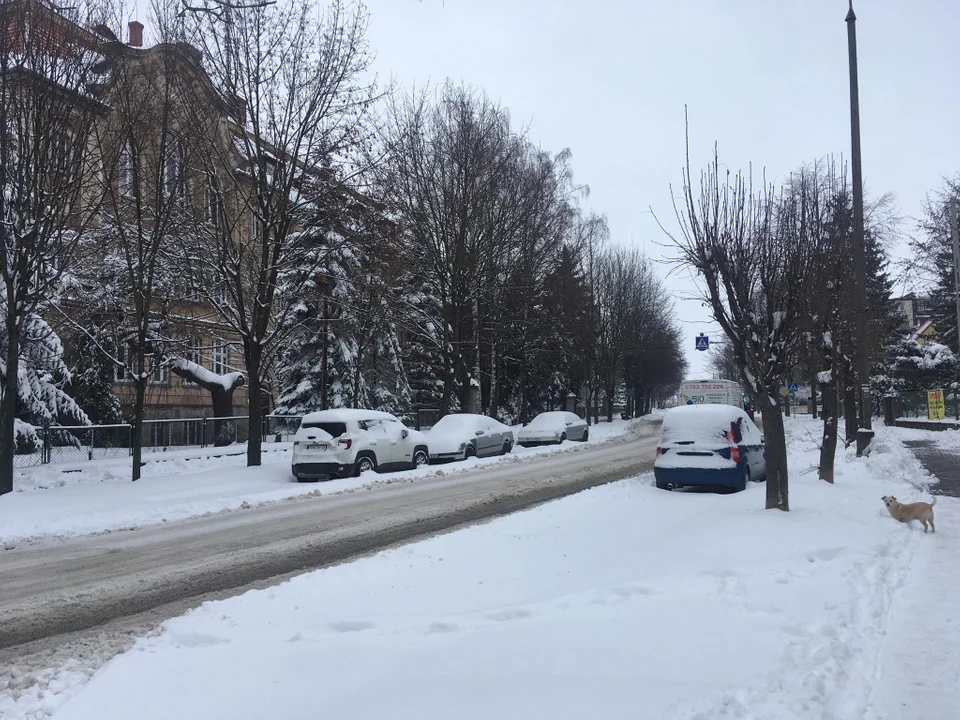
402, 429, 409, 439
565, 422, 573, 426
475, 429, 484, 436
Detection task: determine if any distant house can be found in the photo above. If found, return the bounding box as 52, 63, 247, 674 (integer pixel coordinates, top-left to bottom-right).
892, 295, 936, 344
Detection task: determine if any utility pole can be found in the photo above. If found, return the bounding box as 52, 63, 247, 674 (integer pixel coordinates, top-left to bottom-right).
951, 199, 959, 419
846, 0, 873, 456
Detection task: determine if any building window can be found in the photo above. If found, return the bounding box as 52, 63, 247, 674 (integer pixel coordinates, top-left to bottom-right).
206, 181, 223, 229
119, 139, 139, 199
150, 364, 169, 385
183, 337, 202, 385
212, 339, 229, 375
163, 133, 184, 200
114, 349, 129, 382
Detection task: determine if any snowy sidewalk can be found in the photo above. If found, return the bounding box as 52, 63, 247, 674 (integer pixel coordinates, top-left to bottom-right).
866, 434, 960, 719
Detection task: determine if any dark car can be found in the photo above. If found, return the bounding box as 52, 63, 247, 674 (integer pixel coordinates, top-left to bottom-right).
654, 404, 765, 492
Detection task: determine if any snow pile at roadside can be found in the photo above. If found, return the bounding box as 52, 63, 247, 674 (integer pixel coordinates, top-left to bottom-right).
11, 415, 942, 720
0, 417, 648, 545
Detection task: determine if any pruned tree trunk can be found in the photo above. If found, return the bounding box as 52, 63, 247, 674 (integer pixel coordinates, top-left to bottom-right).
170, 360, 245, 448
0, 307, 20, 495
811, 374, 819, 420
843, 377, 858, 446
761, 395, 789, 511
131, 375, 147, 482
246, 343, 264, 466
819, 371, 839, 483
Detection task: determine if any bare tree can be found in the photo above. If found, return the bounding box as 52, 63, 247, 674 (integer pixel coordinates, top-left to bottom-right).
79, 4, 214, 480
663, 147, 826, 511
178, 0, 379, 466
0, 0, 105, 495
377, 82, 524, 415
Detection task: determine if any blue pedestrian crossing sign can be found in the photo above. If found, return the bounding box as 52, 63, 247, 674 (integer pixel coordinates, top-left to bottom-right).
695, 334, 709, 351
788, 382, 800, 394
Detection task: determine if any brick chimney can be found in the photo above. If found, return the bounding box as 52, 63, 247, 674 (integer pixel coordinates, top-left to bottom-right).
128, 20, 143, 47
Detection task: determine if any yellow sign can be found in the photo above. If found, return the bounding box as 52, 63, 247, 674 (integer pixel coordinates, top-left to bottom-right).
779, 387, 789, 397
927, 390, 945, 420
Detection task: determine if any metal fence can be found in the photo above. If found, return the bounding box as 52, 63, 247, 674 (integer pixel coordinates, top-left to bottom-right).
13, 414, 303, 469
892, 391, 960, 421
414, 408, 441, 431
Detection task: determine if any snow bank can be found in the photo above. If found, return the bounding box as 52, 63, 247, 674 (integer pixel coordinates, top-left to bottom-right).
0, 418, 646, 545
9, 416, 944, 720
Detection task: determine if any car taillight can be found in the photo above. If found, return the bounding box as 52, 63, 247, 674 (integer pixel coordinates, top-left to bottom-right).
338, 438, 352, 450
656, 446, 662, 457
730, 443, 741, 464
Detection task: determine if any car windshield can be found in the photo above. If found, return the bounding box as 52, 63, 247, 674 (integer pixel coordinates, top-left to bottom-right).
300, 421, 347, 438
527, 414, 558, 428
432, 415, 471, 431
661, 406, 747, 446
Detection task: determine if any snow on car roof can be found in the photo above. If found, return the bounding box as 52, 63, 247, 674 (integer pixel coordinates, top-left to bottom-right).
527, 411, 578, 426
661, 404, 751, 445
301, 409, 398, 425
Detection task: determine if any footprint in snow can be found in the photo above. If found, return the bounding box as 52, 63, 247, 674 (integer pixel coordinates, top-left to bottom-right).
805, 547, 843, 564
328, 620, 376, 633
486, 608, 532, 622
426, 621, 459, 634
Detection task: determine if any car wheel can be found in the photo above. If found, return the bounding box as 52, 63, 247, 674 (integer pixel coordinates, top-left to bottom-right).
412, 448, 429, 469
736, 466, 750, 492
464, 444, 476, 459
559, 433, 567, 443
354, 454, 377, 476
582, 428, 589, 441
501, 440, 511, 455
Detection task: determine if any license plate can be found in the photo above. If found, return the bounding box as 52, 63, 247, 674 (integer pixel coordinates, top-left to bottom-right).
307, 443, 329, 451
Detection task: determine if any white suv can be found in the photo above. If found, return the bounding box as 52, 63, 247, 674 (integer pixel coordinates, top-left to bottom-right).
291, 409, 429, 481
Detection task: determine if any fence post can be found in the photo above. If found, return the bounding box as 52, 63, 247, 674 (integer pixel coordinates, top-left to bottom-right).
42, 421, 50, 464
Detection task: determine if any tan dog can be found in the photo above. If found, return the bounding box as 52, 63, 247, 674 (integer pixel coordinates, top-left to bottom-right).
881, 495, 937, 533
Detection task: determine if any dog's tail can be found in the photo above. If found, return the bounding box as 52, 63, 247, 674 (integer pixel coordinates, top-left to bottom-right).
931, 496, 937, 507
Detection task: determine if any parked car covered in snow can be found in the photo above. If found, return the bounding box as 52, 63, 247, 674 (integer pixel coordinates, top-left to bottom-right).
654, 404, 765, 492
291, 409, 429, 481
426, 413, 514, 461
517, 411, 589, 446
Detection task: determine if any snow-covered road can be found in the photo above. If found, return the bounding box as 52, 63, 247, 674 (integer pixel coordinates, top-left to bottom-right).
0, 420, 659, 656
7, 416, 947, 720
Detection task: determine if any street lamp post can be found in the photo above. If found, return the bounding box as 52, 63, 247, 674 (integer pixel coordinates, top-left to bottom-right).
317, 273, 331, 411
846, 0, 873, 456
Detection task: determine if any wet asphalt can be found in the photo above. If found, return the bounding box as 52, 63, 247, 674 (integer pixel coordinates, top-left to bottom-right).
902, 439, 960, 498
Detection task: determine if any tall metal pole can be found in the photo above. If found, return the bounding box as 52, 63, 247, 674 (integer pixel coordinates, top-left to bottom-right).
951, 199, 960, 419
846, 0, 873, 455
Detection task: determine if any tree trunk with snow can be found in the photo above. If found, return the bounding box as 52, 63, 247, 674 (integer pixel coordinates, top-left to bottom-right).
169, 360, 245, 447
842, 372, 858, 447
819, 371, 839, 483
131, 366, 147, 483
0, 302, 20, 496
760, 395, 789, 510
245, 343, 264, 466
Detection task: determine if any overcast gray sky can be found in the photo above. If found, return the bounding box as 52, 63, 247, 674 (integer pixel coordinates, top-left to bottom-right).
364, 0, 960, 378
